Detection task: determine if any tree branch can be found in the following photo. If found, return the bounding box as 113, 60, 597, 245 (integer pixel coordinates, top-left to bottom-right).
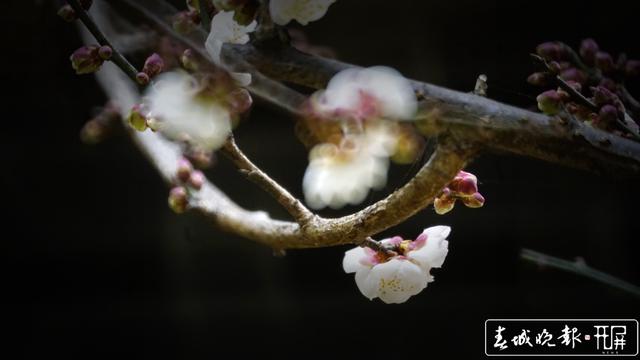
521, 248, 640, 298
220, 136, 314, 224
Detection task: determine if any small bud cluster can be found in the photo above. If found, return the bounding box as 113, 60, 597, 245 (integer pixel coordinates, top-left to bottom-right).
69, 45, 112, 74
168, 157, 206, 213
529, 39, 640, 135
136, 53, 165, 85
433, 171, 485, 215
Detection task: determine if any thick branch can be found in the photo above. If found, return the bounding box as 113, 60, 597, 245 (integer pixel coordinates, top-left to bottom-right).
229, 44, 640, 175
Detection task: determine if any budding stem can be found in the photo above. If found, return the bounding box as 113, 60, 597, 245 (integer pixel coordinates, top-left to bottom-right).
67, 0, 141, 85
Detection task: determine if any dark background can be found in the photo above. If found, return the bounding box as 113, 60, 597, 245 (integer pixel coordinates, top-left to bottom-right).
3, 0, 640, 358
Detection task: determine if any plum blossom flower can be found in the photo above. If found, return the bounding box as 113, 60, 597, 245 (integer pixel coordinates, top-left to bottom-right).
434, 170, 485, 215
144, 71, 232, 151
343, 226, 451, 304
311, 66, 417, 122
302, 121, 398, 209
269, 0, 336, 26
205, 10, 256, 85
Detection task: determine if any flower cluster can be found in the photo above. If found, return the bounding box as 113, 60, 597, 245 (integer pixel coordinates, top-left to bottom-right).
529, 39, 640, 136
301, 66, 421, 209
343, 226, 451, 304
433, 170, 485, 215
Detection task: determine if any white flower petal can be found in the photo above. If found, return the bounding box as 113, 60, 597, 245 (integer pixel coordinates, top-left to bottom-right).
408, 226, 451, 270
205, 11, 256, 66
313, 66, 417, 121
145, 72, 232, 151
354, 267, 377, 300
364, 259, 429, 304
269, 0, 336, 26
343, 246, 369, 274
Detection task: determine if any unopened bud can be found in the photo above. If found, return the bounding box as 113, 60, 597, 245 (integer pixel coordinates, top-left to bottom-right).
450, 171, 478, 196
142, 53, 164, 78
176, 158, 193, 182
598, 77, 617, 91
579, 38, 599, 65
227, 88, 253, 115
598, 104, 619, 125
180, 49, 199, 71
80, 119, 106, 144
57, 5, 76, 22
136, 72, 150, 86
536, 42, 564, 60
527, 72, 548, 86
127, 104, 148, 131
591, 86, 617, 107
536, 90, 563, 115
168, 186, 188, 214
188, 170, 205, 190
595, 51, 614, 73
70, 45, 103, 74
98, 45, 112, 60
560, 68, 586, 84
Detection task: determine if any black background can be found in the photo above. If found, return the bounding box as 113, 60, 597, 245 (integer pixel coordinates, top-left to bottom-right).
3, 0, 640, 358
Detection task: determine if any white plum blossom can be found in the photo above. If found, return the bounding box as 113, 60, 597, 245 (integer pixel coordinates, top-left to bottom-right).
343, 226, 451, 304
312, 66, 418, 122
302, 121, 398, 209
205, 10, 256, 84
269, 0, 336, 26
145, 71, 232, 151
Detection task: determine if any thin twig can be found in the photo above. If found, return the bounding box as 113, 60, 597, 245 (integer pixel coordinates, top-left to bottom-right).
220, 136, 314, 224
362, 237, 396, 257
521, 248, 640, 298
68, 0, 140, 84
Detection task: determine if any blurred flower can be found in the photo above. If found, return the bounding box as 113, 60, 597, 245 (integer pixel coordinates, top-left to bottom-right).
144, 71, 232, 151
343, 226, 451, 304
269, 0, 336, 26
168, 186, 189, 213
302, 121, 397, 209
311, 66, 417, 122
205, 10, 256, 66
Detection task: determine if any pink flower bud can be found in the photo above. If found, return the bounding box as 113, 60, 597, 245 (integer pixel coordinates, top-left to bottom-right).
536, 90, 563, 115
450, 171, 478, 196
57, 5, 76, 22
598, 104, 619, 125
598, 77, 617, 92
168, 186, 189, 214
527, 72, 548, 86
70, 45, 104, 75
591, 86, 617, 107
136, 72, 150, 86
536, 42, 564, 60
560, 68, 586, 84
595, 51, 614, 73
176, 158, 194, 182
579, 38, 599, 65
98, 45, 112, 60
142, 53, 164, 78
227, 88, 253, 114
188, 170, 205, 190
